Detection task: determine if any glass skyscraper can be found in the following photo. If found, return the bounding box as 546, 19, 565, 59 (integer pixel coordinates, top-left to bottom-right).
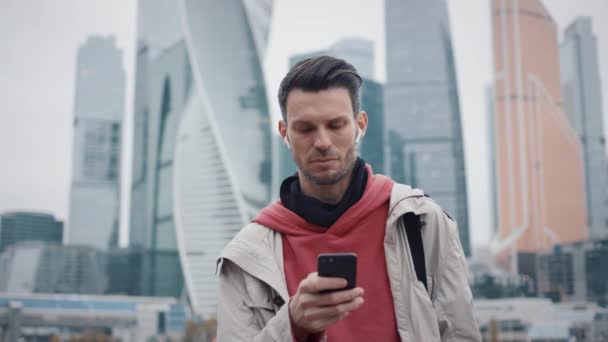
130, 0, 274, 317
561, 17, 608, 239
384, 0, 470, 255
69, 36, 124, 251
0, 211, 63, 252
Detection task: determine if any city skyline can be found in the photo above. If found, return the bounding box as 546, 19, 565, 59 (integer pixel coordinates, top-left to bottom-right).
1, 0, 608, 250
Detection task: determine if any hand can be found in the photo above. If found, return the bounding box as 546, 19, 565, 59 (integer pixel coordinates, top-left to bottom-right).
288, 272, 364, 341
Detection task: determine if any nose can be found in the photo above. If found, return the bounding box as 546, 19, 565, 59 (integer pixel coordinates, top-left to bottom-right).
313, 129, 332, 151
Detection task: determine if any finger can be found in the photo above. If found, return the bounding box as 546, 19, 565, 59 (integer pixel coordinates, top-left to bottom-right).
304, 297, 365, 321
315, 287, 364, 306
300, 273, 348, 293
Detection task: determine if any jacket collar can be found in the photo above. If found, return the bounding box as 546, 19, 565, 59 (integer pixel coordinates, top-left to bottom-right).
219, 223, 290, 300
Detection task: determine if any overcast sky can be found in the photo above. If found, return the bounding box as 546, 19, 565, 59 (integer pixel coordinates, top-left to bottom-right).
1, 0, 607, 249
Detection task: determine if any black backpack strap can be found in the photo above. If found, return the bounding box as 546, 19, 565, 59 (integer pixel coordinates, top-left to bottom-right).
403, 212, 427, 290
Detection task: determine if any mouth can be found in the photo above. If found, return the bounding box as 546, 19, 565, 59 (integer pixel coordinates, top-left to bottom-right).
310, 158, 338, 164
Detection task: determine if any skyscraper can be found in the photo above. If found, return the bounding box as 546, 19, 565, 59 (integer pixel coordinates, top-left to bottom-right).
384, 0, 470, 255
490, 0, 587, 273
283, 39, 385, 185
69, 36, 124, 251
0, 211, 63, 252
129, 37, 189, 299
130, 0, 274, 317
560, 17, 608, 239
288, 38, 375, 79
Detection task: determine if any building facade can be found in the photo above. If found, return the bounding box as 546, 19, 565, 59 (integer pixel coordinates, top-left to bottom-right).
130, 0, 274, 317
490, 0, 587, 272
560, 17, 608, 239
0, 242, 107, 294
69, 36, 124, 251
537, 239, 608, 305
385, 0, 470, 255
0, 211, 62, 252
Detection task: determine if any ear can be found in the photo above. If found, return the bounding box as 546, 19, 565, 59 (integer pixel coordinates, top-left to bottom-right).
278, 119, 291, 150
356, 111, 368, 136
278, 119, 287, 140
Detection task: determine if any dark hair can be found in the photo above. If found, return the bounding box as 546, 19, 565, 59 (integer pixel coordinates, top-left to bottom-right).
278, 56, 362, 123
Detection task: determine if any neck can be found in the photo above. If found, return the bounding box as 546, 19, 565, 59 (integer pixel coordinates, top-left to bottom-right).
298, 168, 355, 205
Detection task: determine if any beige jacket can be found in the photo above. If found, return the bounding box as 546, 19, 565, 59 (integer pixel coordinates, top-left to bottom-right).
217, 183, 481, 341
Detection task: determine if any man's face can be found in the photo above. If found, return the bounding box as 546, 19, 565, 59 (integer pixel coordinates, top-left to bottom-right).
279, 87, 367, 186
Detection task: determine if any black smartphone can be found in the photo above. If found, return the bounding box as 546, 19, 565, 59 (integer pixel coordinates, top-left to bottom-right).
317, 253, 357, 291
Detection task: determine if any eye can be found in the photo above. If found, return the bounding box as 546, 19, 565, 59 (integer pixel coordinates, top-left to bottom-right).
329, 120, 346, 129
293, 124, 313, 133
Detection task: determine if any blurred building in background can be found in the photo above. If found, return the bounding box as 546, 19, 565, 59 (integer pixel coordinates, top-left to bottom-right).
537, 239, 608, 305
0, 211, 63, 253
0, 293, 187, 341
384, 0, 470, 256
280, 38, 384, 187
560, 17, 608, 239
129, 36, 188, 299
130, 0, 274, 317
468, 247, 535, 299
288, 38, 374, 79
486, 85, 500, 239
106, 247, 143, 296
475, 298, 602, 342
68, 36, 124, 251
0, 242, 107, 294
490, 0, 587, 275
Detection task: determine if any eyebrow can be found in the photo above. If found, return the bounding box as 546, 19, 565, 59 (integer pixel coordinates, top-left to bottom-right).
289, 114, 352, 127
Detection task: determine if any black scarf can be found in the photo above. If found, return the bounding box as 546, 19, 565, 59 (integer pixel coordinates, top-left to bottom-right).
280, 158, 368, 228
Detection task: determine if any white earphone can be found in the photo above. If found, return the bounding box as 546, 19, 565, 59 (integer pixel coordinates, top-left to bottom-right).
283, 136, 291, 150
355, 127, 363, 144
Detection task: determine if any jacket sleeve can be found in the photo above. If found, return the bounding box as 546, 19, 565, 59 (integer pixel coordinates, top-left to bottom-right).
217, 259, 293, 342
433, 214, 482, 342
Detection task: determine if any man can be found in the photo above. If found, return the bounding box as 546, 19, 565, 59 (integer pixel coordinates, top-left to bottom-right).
217, 56, 480, 341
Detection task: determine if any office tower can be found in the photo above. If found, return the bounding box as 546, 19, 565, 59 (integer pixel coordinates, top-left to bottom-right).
131, 0, 274, 317
0, 211, 63, 252
69, 36, 124, 251
561, 17, 608, 239
385, 0, 470, 255
490, 0, 587, 274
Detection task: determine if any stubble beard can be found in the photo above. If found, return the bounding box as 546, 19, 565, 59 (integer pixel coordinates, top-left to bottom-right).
298, 144, 358, 186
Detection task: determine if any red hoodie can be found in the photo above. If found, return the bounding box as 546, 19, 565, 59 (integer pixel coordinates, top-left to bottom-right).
253, 166, 400, 341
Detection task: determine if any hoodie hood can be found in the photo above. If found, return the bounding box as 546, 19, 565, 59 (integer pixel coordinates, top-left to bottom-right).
253, 165, 393, 237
